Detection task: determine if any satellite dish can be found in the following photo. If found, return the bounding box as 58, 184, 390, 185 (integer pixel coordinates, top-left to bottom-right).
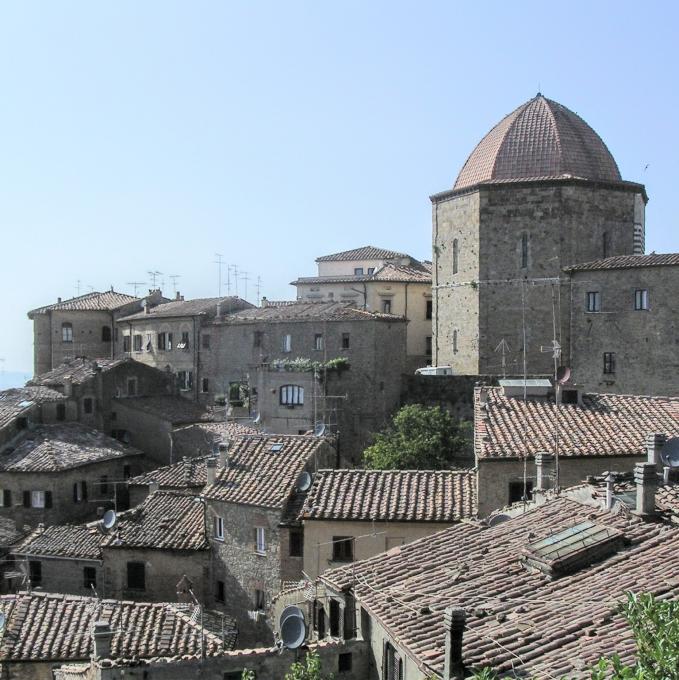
488, 513, 511, 527
661, 438, 679, 468
296, 471, 312, 492
280, 606, 306, 649
313, 422, 326, 438
0, 612, 5, 632
99, 509, 117, 533
253, 412, 261, 425
556, 366, 571, 385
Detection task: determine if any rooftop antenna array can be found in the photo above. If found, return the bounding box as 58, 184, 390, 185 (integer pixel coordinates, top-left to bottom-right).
230, 265, 239, 296
241, 271, 250, 301
256, 276, 262, 306
169, 274, 181, 296
214, 254, 226, 296
494, 338, 511, 378
147, 271, 163, 288
127, 281, 146, 296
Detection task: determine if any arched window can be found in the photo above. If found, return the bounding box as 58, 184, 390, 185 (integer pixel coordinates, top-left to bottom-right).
602, 232, 610, 258
61, 322, 73, 343
280, 385, 304, 406
102, 326, 112, 342
521, 233, 529, 269
452, 239, 459, 275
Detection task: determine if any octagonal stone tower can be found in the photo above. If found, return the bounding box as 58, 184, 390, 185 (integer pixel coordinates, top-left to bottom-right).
431, 94, 647, 376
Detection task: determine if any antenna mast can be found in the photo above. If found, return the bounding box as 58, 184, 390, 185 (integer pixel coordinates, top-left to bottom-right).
127, 282, 146, 296
147, 271, 163, 288
214, 254, 225, 296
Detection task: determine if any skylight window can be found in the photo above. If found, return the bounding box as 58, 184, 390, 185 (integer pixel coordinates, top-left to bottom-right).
270, 443, 284, 453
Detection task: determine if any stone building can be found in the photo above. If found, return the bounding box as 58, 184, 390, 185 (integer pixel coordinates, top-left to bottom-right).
0, 423, 145, 527
115, 295, 252, 400
27, 289, 166, 376
201, 433, 337, 647
292, 246, 432, 371
431, 94, 647, 377
566, 253, 679, 396
300, 468, 476, 580
10, 490, 210, 602
473, 382, 679, 517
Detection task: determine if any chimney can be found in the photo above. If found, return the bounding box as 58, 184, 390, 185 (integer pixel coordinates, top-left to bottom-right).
92, 620, 113, 659
218, 441, 229, 468
535, 452, 554, 491
57, 297, 62, 303
63, 378, 73, 397
148, 481, 159, 495
261, 296, 268, 308
443, 607, 465, 680
634, 462, 658, 517
206, 458, 217, 486
604, 471, 616, 510
176, 291, 181, 301
646, 432, 667, 469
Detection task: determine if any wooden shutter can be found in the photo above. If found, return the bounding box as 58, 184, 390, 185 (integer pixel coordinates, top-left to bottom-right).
82, 481, 87, 501
45, 491, 53, 508
3, 489, 11, 507
23, 491, 30, 508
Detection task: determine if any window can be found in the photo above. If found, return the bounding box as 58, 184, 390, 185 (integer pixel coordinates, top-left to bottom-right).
176, 331, 190, 350
123, 335, 131, 353
382, 299, 392, 314
99, 475, 109, 495
84, 566, 97, 589
282, 334, 292, 353
123, 464, 131, 479
330, 599, 341, 637
127, 377, 137, 396
202, 377, 209, 393
316, 603, 326, 638
254, 588, 266, 610
586, 291, 601, 312
145, 333, 152, 351
425, 336, 432, 357
1, 489, 11, 507
133, 334, 143, 352
452, 238, 459, 275
603, 352, 616, 374
354, 267, 364, 275
332, 536, 354, 562
31, 490, 46, 508
214, 516, 224, 540
341, 333, 350, 349
453, 329, 458, 353
384, 641, 403, 680
83, 398, 93, 415
280, 384, 304, 406
520, 233, 529, 269
338, 653, 353, 673
56, 403, 66, 421
508, 480, 533, 504
127, 561, 146, 590
157, 332, 167, 350
254, 330, 264, 347
426, 300, 432, 320
167, 332, 173, 350
635, 289, 649, 311
215, 579, 225, 603
102, 326, 111, 342
25, 490, 51, 508
73, 481, 87, 504
29, 561, 42, 586
177, 371, 193, 390
367, 267, 375, 275
289, 529, 303, 557
254, 527, 266, 554
314, 333, 324, 351
202, 334, 211, 349
62, 323, 73, 343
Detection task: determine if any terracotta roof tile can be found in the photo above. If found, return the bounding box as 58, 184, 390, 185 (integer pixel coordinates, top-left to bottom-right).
28, 291, 138, 317
118, 296, 252, 321
316, 246, 408, 262
28, 357, 129, 388
128, 456, 210, 489
301, 469, 476, 522
0, 386, 67, 430
12, 524, 102, 560
566, 253, 679, 272
218, 301, 401, 323
292, 260, 432, 286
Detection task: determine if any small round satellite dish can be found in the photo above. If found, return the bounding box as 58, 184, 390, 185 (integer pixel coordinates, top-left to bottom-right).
313, 422, 326, 438
100, 509, 117, 532
296, 471, 312, 492
280, 606, 306, 649
253, 412, 261, 425
661, 438, 679, 468
0, 612, 6, 632
488, 513, 511, 527
556, 366, 571, 385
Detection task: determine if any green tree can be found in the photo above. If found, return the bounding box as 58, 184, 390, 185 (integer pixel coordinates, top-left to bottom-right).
283, 650, 333, 680
363, 404, 472, 470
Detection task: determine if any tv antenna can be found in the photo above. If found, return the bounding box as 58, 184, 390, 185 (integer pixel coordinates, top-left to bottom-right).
147, 271, 163, 288
214, 254, 226, 296
169, 274, 181, 296
127, 282, 146, 296
256, 276, 262, 306
230, 265, 239, 296
494, 338, 511, 378
75, 280, 82, 296
241, 271, 250, 301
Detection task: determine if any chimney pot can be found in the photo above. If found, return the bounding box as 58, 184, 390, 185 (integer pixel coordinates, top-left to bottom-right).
206, 458, 217, 486
176, 291, 181, 301
443, 606, 465, 680
634, 462, 658, 517
218, 441, 229, 468
535, 452, 554, 491
148, 481, 159, 495
604, 471, 616, 510
261, 296, 268, 308
646, 432, 667, 468
92, 620, 113, 659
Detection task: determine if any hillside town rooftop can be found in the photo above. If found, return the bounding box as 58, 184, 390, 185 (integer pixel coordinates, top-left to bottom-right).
118, 295, 252, 321
28, 357, 130, 387
315, 246, 409, 262
0, 386, 67, 430
27, 290, 139, 317
218, 300, 402, 323
566, 252, 679, 272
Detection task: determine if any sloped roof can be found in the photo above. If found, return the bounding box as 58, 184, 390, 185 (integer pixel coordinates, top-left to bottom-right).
113, 396, 212, 425
0, 386, 67, 431
566, 253, 679, 272
0, 424, 142, 472
128, 456, 210, 489
219, 301, 402, 323
301, 469, 476, 522
118, 296, 252, 321
320, 496, 679, 678
454, 94, 622, 191
0, 592, 225, 662
475, 387, 679, 460
202, 435, 330, 509
316, 246, 408, 262
12, 524, 101, 560
28, 357, 129, 388
28, 291, 138, 317
292, 260, 432, 286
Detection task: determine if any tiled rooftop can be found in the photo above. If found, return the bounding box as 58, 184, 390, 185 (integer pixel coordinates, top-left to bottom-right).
292, 260, 432, 286
28, 357, 128, 388
566, 253, 679, 272
0, 423, 143, 472
0, 386, 67, 430
202, 435, 330, 509
454, 95, 622, 191
28, 291, 138, 317
13, 523, 102, 560
118, 296, 252, 321
0, 591, 226, 662
316, 246, 409, 262
219, 301, 402, 323
128, 456, 210, 489
114, 395, 212, 424
475, 387, 679, 460
301, 469, 476, 522
321, 496, 679, 678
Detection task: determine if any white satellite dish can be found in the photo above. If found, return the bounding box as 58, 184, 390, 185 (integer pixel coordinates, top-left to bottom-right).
296, 471, 312, 492
488, 513, 511, 527
253, 412, 261, 425
280, 606, 306, 649
99, 509, 117, 533
661, 438, 679, 468
313, 422, 326, 438
0, 612, 5, 632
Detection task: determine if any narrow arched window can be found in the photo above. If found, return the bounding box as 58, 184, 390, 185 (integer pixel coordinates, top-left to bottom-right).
521, 233, 529, 269
102, 326, 111, 342
62, 322, 73, 343
452, 239, 459, 275
602, 232, 610, 258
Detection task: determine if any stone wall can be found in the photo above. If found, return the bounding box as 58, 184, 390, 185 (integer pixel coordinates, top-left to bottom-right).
14, 555, 102, 596
112, 400, 173, 466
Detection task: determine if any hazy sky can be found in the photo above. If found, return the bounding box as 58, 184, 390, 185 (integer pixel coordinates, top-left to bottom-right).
1, 1, 677, 374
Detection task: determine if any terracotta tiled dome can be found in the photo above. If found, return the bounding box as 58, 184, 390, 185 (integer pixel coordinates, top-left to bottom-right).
454, 94, 622, 190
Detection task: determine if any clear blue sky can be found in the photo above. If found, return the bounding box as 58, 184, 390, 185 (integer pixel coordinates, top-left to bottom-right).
1, 1, 677, 376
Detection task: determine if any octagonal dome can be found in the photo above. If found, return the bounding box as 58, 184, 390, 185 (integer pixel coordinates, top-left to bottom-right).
454, 94, 622, 191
